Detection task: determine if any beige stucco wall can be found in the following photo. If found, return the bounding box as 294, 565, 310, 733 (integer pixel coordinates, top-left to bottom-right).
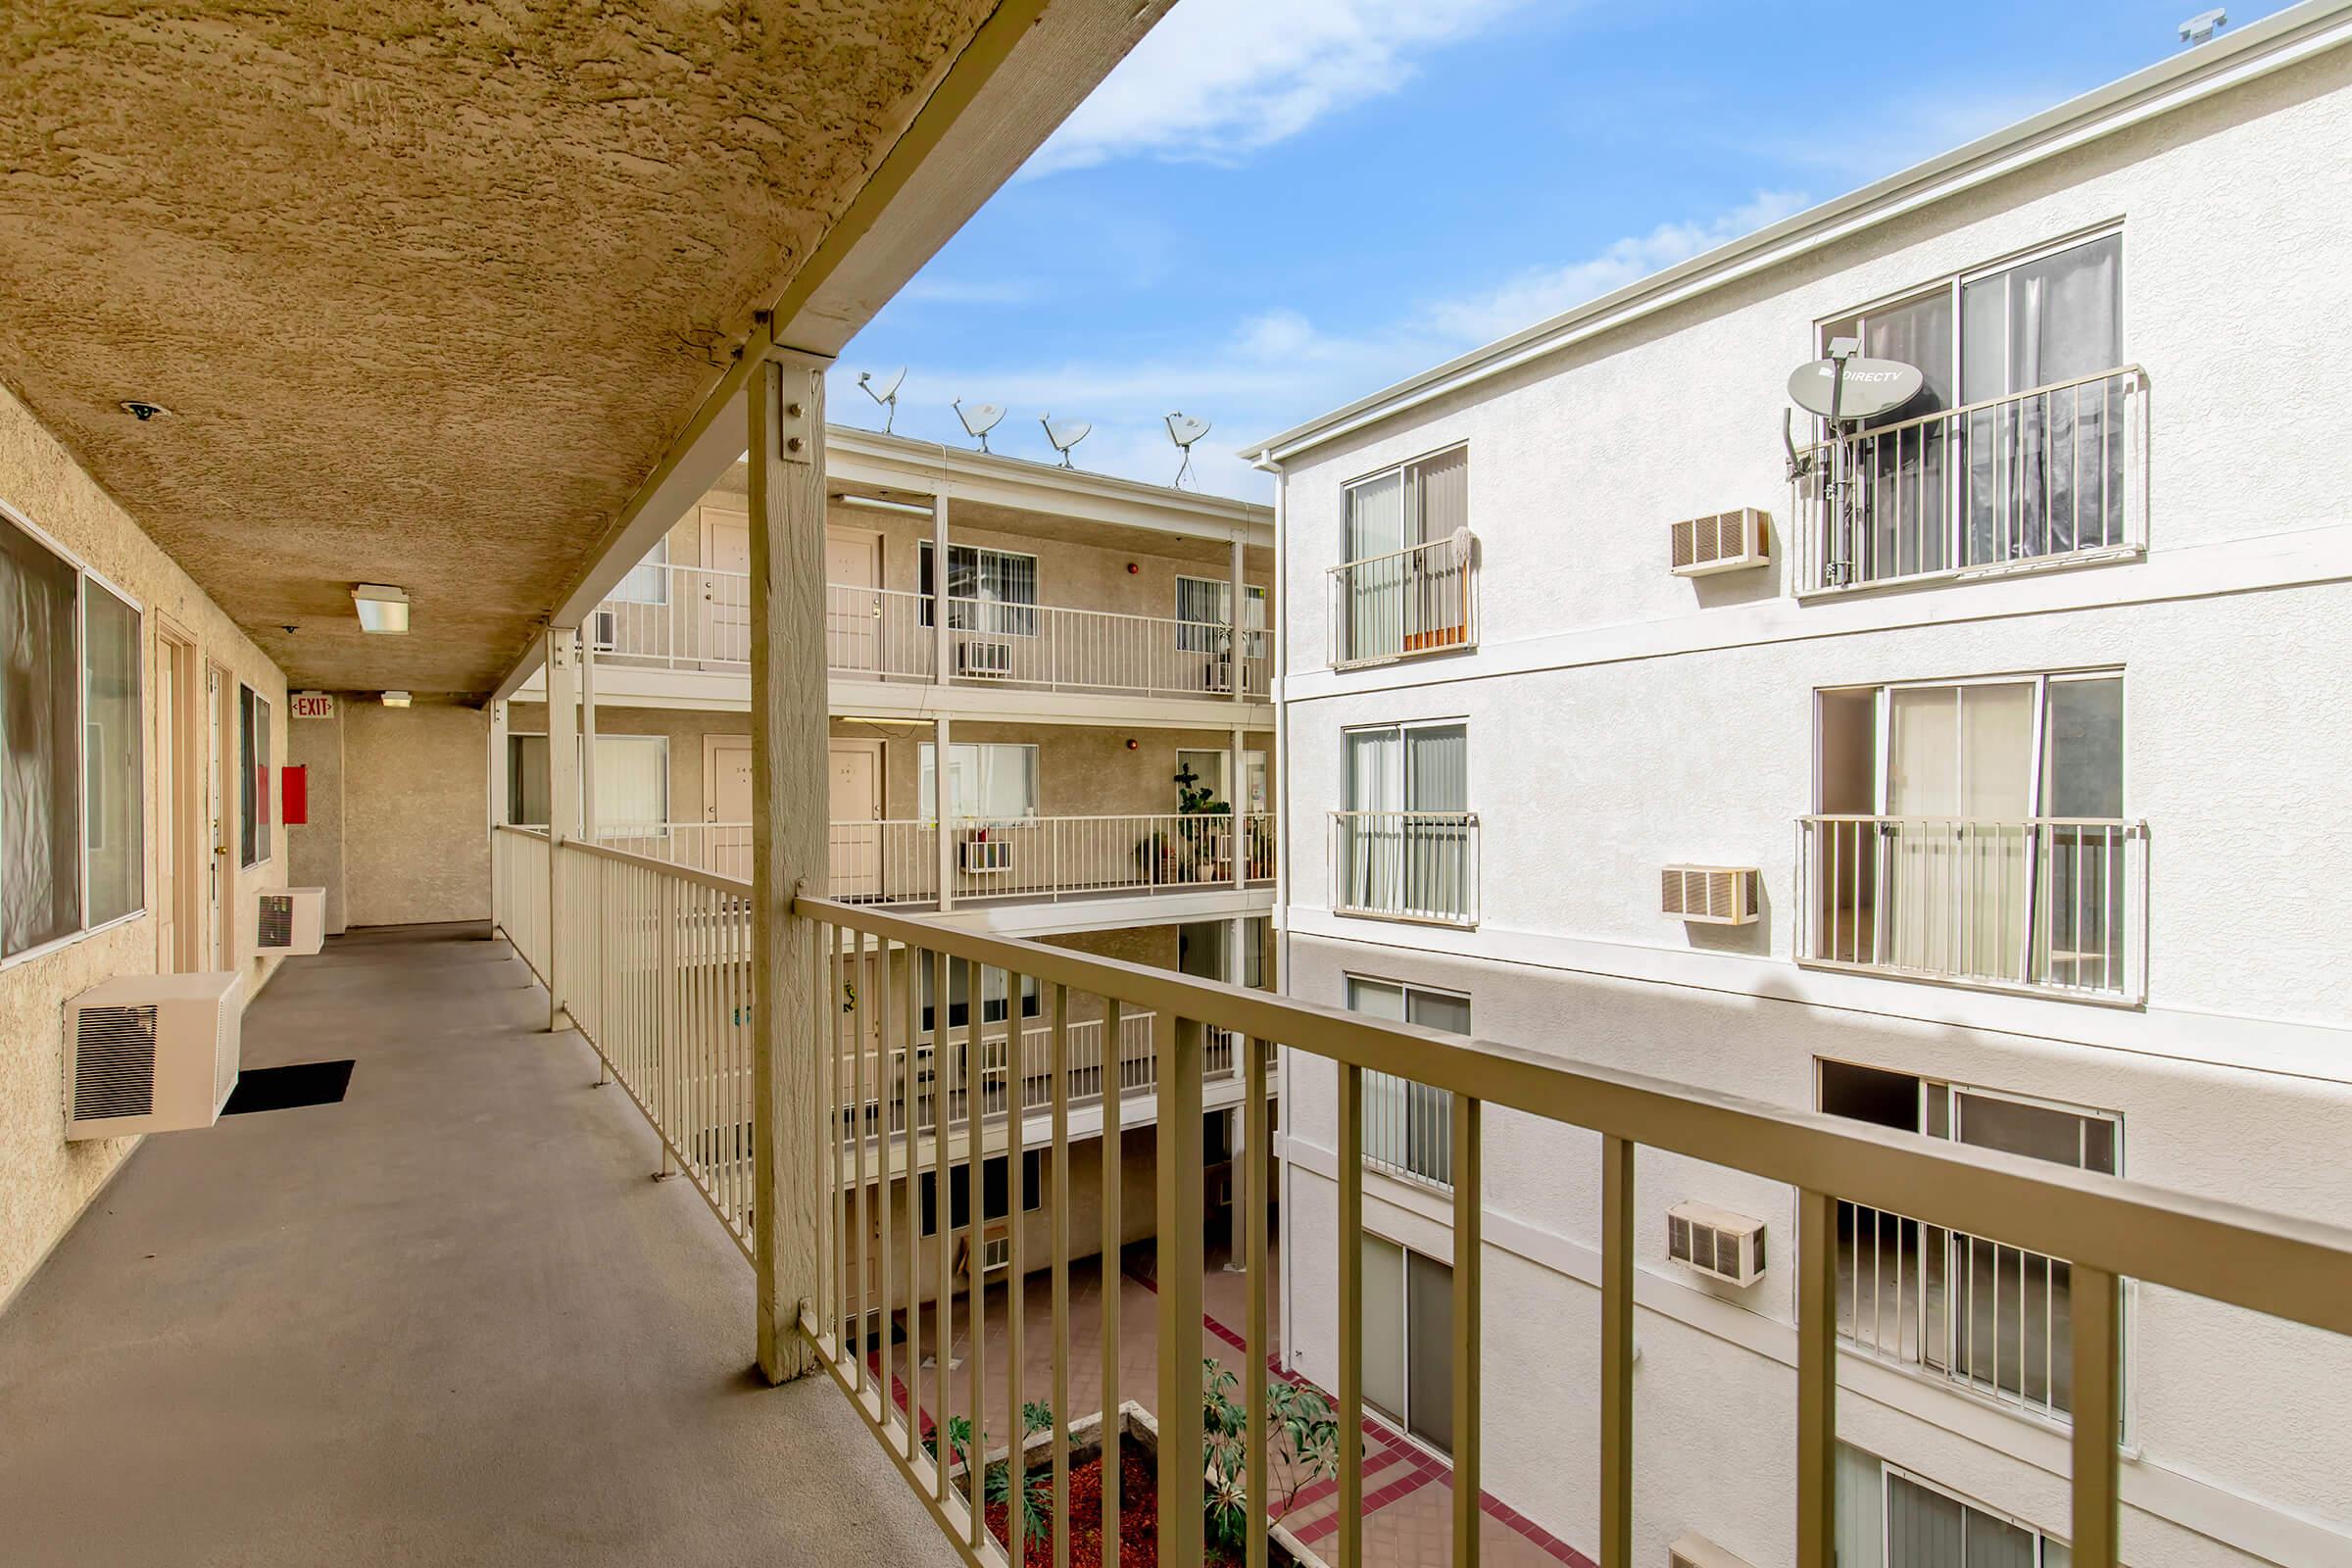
0, 381, 289, 1315
284, 701, 347, 936
343, 701, 489, 927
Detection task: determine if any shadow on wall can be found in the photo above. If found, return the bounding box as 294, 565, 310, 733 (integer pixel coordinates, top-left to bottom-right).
1684, 873, 1772, 957
1687, 514, 1787, 611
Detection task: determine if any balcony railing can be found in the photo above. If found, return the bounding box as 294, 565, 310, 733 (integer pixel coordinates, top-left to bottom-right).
1791, 366, 2148, 595
1798, 815, 2147, 1003
1329, 534, 1476, 667
590, 561, 754, 669
823, 584, 1274, 699
1330, 809, 1479, 926
828, 812, 1276, 906
494, 824, 2352, 1568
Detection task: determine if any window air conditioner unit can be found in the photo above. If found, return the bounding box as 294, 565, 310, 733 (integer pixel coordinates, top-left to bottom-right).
982, 1228, 1011, 1274
246, 886, 328, 956
958, 836, 1014, 874
1669, 1534, 1756, 1568
1669, 509, 1771, 576
589, 608, 619, 651
1667, 1202, 1767, 1288
1661, 865, 1759, 926
1204, 654, 1236, 694
63, 971, 243, 1140
956, 639, 1012, 678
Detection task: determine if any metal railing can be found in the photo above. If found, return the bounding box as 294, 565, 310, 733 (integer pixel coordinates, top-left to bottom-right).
492, 826, 552, 982
492, 825, 2352, 1568
1363, 1069, 1453, 1189
1330, 809, 1480, 926
829, 812, 1276, 906
589, 561, 754, 669
822, 583, 1274, 698
1791, 366, 2148, 594
1329, 535, 1476, 667
594, 821, 754, 882
1798, 815, 2147, 1003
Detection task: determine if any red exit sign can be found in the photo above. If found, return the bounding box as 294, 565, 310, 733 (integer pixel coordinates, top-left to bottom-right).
292, 692, 335, 719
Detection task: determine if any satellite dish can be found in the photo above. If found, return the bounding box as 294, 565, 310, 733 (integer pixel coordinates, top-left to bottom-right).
1040, 415, 1092, 468
955, 398, 1006, 453
857, 368, 906, 434
1165, 412, 1211, 489
1787, 356, 1923, 422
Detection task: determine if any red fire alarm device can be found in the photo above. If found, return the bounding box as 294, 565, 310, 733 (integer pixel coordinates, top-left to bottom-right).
282, 765, 309, 826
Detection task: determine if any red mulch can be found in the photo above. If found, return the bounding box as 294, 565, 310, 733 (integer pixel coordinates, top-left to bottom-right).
981, 1436, 1256, 1568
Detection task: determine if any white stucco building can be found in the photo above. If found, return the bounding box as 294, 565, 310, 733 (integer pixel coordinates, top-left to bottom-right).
1246, 9, 2352, 1568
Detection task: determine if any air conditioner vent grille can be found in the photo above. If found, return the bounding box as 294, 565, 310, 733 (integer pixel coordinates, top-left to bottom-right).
1661, 865, 1760, 925
1666, 1201, 1767, 1287
74, 1004, 158, 1122
257, 894, 294, 950
1667, 508, 1769, 576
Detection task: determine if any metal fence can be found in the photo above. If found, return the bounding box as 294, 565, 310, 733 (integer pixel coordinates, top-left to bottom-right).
1329, 535, 1476, 667
1330, 810, 1480, 926
829, 812, 1276, 906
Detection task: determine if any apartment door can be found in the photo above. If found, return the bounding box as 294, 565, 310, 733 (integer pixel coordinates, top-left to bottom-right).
1883, 681, 2035, 983
825, 527, 883, 673
207, 662, 233, 970
828, 738, 884, 899
703, 734, 753, 882
155, 626, 201, 971
699, 509, 752, 665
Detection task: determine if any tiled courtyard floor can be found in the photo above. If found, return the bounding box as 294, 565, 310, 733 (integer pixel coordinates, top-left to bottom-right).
856, 1216, 1592, 1568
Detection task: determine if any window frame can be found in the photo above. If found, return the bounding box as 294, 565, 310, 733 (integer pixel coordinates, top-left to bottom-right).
609, 537, 670, 606
1878, 1459, 2074, 1568
239, 683, 272, 868
1812, 667, 2126, 820
1337, 441, 1471, 569
1347, 973, 1470, 1191
1174, 574, 1270, 657
503, 731, 670, 832
919, 1150, 1045, 1236
917, 740, 1040, 824
0, 500, 152, 968
918, 540, 1041, 637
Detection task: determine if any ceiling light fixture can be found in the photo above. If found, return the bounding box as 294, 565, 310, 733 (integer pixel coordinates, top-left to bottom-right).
352, 583, 411, 635
381, 691, 413, 708
121, 400, 172, 421
834, 493, 936, 517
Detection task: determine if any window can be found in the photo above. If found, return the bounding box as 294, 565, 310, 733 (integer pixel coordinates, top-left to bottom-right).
238, 685, 271, 867
1348, 977, 1470, 1189
1362, 1235, 1454, 1452
919, 542, 1038, 636
919, 1151, 1044, 1235
1837, 1446, 2072, 1568
1175, 576, 1270, 657
1821, 1060, 2118, 1420
82, 582, 143, 924
1336, 721, 1474, 923
919, 960, 1042, 1032
505, 733, 670, 830
1337, 444, 1471, 664
1808, 671, 2132, 996
1176, 748, 1269, 815
1814, 232, 2129, 588
611, 538, 669, 605
918, 742, 1038, 822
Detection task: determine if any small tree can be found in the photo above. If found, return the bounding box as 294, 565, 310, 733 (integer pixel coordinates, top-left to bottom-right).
1200, 1359, 1340, 1552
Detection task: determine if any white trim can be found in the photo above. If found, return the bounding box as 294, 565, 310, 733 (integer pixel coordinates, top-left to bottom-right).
0, 906, 150, 974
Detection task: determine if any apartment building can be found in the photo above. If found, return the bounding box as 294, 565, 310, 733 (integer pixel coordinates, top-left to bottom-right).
505, 423, 1279, 1286
1248, 15, 2352, 1568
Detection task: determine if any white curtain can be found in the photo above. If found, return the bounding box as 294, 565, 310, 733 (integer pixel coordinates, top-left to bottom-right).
1404, 724, 1468, 916
921, 742, 1038, 821
1, 514, 81, 956
593, 736, 668, 829
1344, 472, 1405, 661
1344, 728, 1401, 909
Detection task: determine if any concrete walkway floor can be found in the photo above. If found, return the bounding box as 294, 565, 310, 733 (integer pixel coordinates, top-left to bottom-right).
0, 922, 960, 1568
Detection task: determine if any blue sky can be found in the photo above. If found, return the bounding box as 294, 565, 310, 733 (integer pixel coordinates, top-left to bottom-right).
829, 0, 2283, 501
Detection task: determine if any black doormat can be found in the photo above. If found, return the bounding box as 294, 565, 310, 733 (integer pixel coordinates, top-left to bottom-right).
223, 1059, 355, 1115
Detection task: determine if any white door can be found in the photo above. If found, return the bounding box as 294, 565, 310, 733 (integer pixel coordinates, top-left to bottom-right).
156, 647, 178, 971
705, 736, 754, 882
828, 741, 883, 899
825, 528, 882, 673
207, 664, 231, 970
700, 511, 752, 665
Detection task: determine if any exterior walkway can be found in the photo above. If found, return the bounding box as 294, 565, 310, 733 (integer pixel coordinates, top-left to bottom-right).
0, 923, 958, 1568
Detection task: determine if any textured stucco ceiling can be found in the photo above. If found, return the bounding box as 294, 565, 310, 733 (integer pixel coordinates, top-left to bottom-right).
0, 1, 998, 697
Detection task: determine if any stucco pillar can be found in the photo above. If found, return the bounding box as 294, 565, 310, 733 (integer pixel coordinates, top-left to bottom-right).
545, 626, 580, 1033
1230, 723, 1247, 892
488, 700, 509, 831
750, 350, 829, 1385
933, 714, 954, 911
579, 631, 599, 841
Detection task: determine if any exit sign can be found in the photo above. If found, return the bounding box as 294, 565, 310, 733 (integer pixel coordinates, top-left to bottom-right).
292, 692, 335, 719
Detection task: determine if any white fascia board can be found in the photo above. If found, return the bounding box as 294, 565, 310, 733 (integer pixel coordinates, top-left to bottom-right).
928, 888, 1275, 938
831, 679, 1275, 731
1240, 0, 2352, 465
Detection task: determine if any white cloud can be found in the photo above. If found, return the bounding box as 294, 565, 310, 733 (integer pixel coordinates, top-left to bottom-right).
1027, 0, 1529, 175
897, 276, 1037, 306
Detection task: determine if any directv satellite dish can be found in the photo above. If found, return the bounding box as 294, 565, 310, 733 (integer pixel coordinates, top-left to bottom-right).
857, 368, 906, 434
1786, 355, 1923, 422
1785, 339, 1925, 591
1165, 412, 1210, 489
955, 398, 1006, 453
1040, 415, 1092, 469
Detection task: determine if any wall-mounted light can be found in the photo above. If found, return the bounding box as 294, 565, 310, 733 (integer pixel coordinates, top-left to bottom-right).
352, 584, 411, 635
1126, 562, 1140, 574
381, 691, 413, 709
1125, 738, 1140, 751
834, 492, 936, 517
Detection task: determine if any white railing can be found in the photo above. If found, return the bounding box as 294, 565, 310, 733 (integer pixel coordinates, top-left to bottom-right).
823, 583, 1275, 699
590, 561, 753, 669
829, 812, 1276, 906
1363, 1069, 1453, 1189
501, 823, 2352, 1568
1798, 815, 2147, 1003
1328, 535, 1476, 667
492, 826, 552, 982
595, 821, 754, 882
1330, 809, 1479, 926
1792, 366, 2148, 594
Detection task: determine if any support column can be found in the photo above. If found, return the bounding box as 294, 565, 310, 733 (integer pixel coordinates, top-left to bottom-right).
751, 349, 830, 1385
546, 626, 580, 1033
1228, 531, 1247, 706
1230, 723, 1247, 892
933, 714, 955, 911
580, 630, 599, 842
930, 491, 951, 687
488, 699, 509, 932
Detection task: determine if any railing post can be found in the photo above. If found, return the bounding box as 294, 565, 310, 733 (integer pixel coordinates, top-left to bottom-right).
1599, 1135, 1634, 1568
546, 626, 580, 1033
1796, 1187, 1838, 1568
930, 491, 950, 687
750, 346, 831, 1385
2071, 1266, 2123, 1568
933, 715, 955, 912
1155, 1015, 1207, 1568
